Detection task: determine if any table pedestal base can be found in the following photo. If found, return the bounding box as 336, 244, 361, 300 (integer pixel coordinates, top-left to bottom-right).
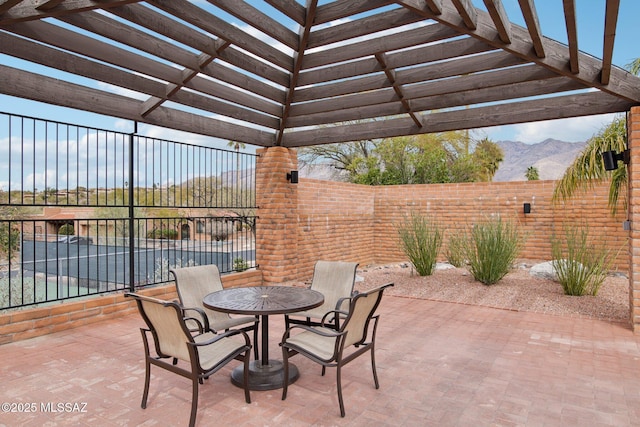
231, 360, 299, 391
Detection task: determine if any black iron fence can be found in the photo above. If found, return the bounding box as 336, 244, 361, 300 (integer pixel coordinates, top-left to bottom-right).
0, 112, 257, 309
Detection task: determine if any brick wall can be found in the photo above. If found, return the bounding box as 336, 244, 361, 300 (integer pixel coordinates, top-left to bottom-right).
0, 269, 262, 344
267, 173, 627, 283
629, 106, 640, 328
372, 179, 628, 270
3, 134, 636, 343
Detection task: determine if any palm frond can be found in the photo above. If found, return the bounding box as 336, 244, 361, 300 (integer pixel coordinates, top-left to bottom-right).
552, 117, 627, 215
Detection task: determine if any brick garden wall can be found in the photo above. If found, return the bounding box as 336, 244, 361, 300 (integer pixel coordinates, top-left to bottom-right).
275, 176, 627, 283
372, 179, 628, 270
2, 136, 635, 343
0, 269, 262, 345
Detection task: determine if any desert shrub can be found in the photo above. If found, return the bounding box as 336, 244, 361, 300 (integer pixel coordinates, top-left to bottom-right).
146, 228, 178, 239
58, 224, 75, 235
463, 216, 523, 285
233, 258, 249, 272
551, 224, 614, 296
446, 232, 466, 267
396, 212, 443, 276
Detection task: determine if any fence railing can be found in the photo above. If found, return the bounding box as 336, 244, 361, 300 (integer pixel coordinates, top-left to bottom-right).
0, 112, 257, 309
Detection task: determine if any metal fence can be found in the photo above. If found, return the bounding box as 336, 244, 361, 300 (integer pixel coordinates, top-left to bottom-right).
0, 112, 257, 309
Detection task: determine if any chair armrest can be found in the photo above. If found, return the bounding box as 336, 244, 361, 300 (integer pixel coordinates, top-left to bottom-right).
181, 307, 213, 333
191, 328, 251, 348
320, 309, 348, 328
281, 323, 345, 343
183, 315, 206, 334
334, 296, 351, 311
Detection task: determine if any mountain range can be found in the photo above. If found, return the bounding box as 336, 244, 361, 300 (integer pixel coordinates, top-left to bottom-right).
299, 139, 588, 183
493, 139, 587, 182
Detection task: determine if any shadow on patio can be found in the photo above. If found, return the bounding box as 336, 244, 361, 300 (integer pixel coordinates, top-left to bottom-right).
2, 294, 640, 426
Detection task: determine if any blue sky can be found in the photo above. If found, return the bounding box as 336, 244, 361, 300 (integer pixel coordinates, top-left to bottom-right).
1, 0, 638, 149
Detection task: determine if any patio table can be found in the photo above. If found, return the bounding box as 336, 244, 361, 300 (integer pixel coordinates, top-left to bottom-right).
203, 286, 324, 390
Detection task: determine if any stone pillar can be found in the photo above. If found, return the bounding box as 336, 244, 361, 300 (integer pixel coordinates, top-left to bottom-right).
629, 107, 640, 331
255, 147, 299, 284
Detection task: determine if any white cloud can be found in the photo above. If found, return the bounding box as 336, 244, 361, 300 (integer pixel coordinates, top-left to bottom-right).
483, 113, 620, 143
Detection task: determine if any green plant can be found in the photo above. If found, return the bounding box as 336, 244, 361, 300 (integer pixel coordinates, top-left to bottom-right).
396, 212, 443, 276
463, 216, 523, 285
233, 258, 249, 272
146, 228, 178, 240
58, 223, 75, 235
551, 224, 614, 296
446, 232, 466, 267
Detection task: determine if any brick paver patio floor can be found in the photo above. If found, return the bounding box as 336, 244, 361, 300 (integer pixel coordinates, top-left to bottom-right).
2, 295, 640, 426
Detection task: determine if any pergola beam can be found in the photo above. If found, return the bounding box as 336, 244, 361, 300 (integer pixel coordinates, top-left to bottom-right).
282, 91, 634, 147
562, 0, 579, 74
395, 0, 640, 103
601, 0, 620, 85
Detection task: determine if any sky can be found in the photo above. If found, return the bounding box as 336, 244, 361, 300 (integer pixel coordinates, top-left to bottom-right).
0, 0, 638, 149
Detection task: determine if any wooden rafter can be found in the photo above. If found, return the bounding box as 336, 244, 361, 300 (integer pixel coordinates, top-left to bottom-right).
601, 0, 620, 85
282, 92, 634, 147
424, 0, 442, 15
517, 0, 545, 58
562, 0, 579, 74
451, 0, 477, 30
36, 0, 65, 11
0, 0, 637, 147
375, 53, 422, 127
0, 0, 142, 24
0, 0, 25, 16
395, 0, 640, 103
275, 0, 318, 146
483, 0, 512, 44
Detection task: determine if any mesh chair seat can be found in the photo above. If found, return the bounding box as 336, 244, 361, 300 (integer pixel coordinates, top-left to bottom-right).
281, 283, 394, 417
285, 260, 358, 329
284, 326, 338, 361
171, 265, 259, 358
126, 293, 251, 427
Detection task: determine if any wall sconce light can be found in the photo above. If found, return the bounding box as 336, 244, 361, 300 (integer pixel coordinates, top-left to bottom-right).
286, 170, 299, 184
602, 149, 630, 171
523, 203, 531, 214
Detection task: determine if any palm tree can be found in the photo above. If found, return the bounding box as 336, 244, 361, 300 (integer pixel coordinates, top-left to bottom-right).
552, 59, 638, 215
552, 117, 627, 214
525, 166, 539, 181
227, 140, 246, 195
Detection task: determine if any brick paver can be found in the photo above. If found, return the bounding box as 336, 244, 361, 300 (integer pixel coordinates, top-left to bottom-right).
2, 295, 639, 426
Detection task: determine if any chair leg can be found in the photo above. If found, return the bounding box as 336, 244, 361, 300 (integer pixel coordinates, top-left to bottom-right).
336, 364, 345, 417
321, 366, 326, 376
370, 347, 380, 389
189, 377, 199, 427
243, 350, 251, 404
141, 358, 151, 409
281, 348, 289, 400
253, 325, 259, 360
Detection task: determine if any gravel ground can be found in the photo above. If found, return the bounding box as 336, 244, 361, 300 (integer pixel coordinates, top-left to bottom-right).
354, 261, 630, 322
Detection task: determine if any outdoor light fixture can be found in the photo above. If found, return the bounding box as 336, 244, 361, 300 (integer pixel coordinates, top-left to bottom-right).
286, 170, 299, 184
523, 203, 531, 214
602, 149, 630, 171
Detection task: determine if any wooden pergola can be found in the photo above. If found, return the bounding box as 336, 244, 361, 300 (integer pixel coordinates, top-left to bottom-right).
1, 0, 639, 147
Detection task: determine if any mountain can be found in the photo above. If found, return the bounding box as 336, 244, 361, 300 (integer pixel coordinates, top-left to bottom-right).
492, 139, 587, 182
298, 138, 588, 183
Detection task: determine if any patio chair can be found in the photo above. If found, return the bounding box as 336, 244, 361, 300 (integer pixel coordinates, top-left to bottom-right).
280, 283, 394, 417
170, 264, 259, 359
284, 260, 358, 330
126, 292, 251, 427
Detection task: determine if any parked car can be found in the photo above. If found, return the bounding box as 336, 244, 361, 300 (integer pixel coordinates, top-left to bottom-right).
58, 236, 94, 245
